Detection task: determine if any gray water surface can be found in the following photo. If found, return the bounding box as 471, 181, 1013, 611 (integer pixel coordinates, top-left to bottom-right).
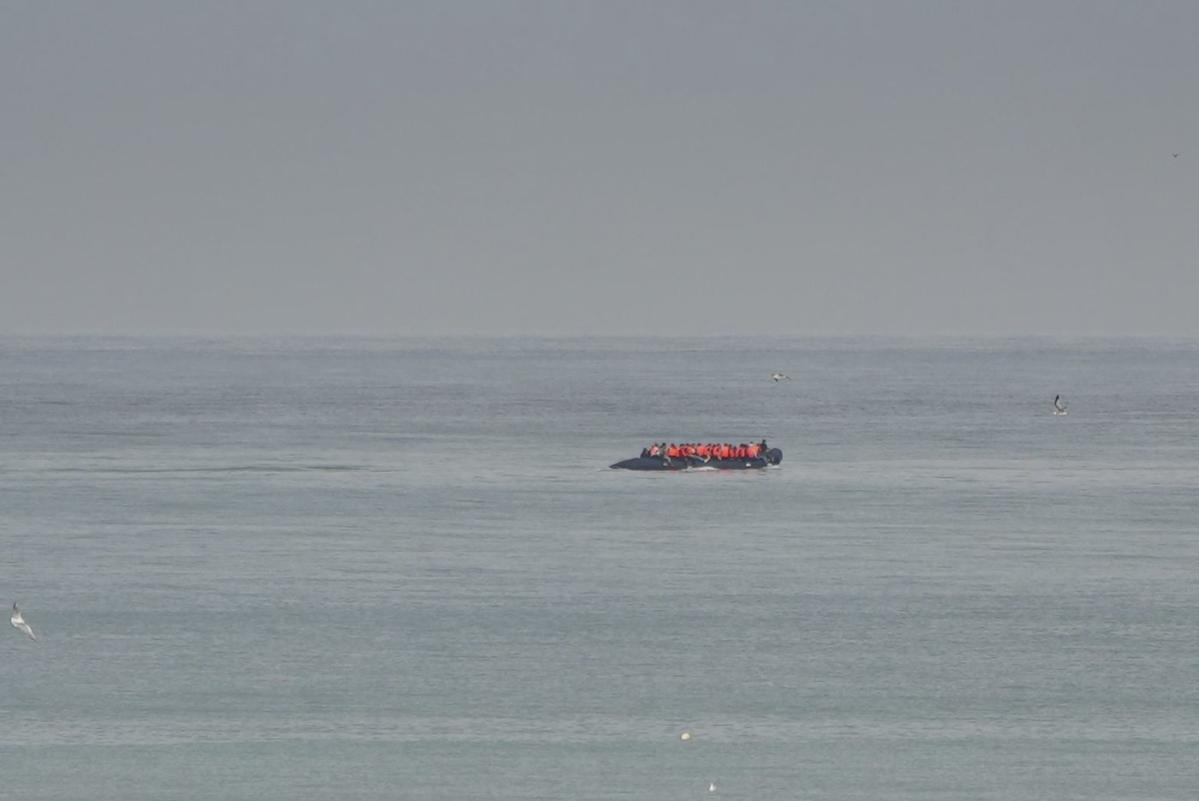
2, 336, 1197, 800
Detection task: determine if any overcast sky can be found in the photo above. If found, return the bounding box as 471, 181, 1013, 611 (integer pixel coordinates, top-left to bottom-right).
2, 1, 1196, 336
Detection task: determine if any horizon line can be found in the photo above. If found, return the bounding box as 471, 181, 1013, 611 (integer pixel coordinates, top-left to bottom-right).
3, 330, 1199, 341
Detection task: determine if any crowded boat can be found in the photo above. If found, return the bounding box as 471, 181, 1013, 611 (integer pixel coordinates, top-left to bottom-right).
611, 440, 782, 470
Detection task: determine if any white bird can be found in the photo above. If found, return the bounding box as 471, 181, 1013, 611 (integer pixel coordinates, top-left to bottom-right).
10, 603, 36, 640
708, 781, 717, 792
1053, 395, 1068, 416
770, 372, 791, 382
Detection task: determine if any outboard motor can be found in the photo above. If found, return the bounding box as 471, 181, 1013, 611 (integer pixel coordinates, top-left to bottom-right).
765, 448, 783, 465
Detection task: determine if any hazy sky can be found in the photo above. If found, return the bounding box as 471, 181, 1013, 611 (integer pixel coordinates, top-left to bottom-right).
2, 1, 1196, 335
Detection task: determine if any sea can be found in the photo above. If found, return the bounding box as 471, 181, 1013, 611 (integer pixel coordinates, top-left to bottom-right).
1, 335, 1196, 800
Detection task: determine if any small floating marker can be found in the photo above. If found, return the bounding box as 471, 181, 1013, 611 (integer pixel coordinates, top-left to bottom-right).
680, 731, 692, 741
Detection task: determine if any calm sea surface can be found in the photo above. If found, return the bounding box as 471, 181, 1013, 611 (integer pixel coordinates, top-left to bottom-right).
1, 336, 1196, 800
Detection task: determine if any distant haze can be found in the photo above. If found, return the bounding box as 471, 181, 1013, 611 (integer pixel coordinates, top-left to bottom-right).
2, 1, 1196, 336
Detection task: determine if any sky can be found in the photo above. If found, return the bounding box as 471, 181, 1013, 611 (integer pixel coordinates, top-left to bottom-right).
2, 1, 1196, 336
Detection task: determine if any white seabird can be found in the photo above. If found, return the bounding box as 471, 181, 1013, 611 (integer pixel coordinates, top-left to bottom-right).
708, 781, 717, 792
770, 372, 792, 382
10, 603, 36, 640
1053, 395, 1068, 416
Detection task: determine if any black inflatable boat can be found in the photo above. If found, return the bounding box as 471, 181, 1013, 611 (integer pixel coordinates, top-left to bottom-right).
611, 448, 782, 471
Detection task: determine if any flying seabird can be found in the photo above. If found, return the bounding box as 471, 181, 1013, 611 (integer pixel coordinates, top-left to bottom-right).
1053, 395, 1068, 416
770, 372, 792, 382
10, 603, 36, 640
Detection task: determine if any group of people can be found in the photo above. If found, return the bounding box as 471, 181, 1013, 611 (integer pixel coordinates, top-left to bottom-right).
642, 440, 769, 461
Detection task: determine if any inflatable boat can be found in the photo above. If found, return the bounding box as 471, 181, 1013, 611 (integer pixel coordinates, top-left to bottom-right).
611, 448, 782, 471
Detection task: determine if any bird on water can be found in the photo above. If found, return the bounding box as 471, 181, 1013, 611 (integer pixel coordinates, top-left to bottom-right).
11, 603, 36, 640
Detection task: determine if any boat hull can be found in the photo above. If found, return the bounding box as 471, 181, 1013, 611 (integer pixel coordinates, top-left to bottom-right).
611, 449, 782, 471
